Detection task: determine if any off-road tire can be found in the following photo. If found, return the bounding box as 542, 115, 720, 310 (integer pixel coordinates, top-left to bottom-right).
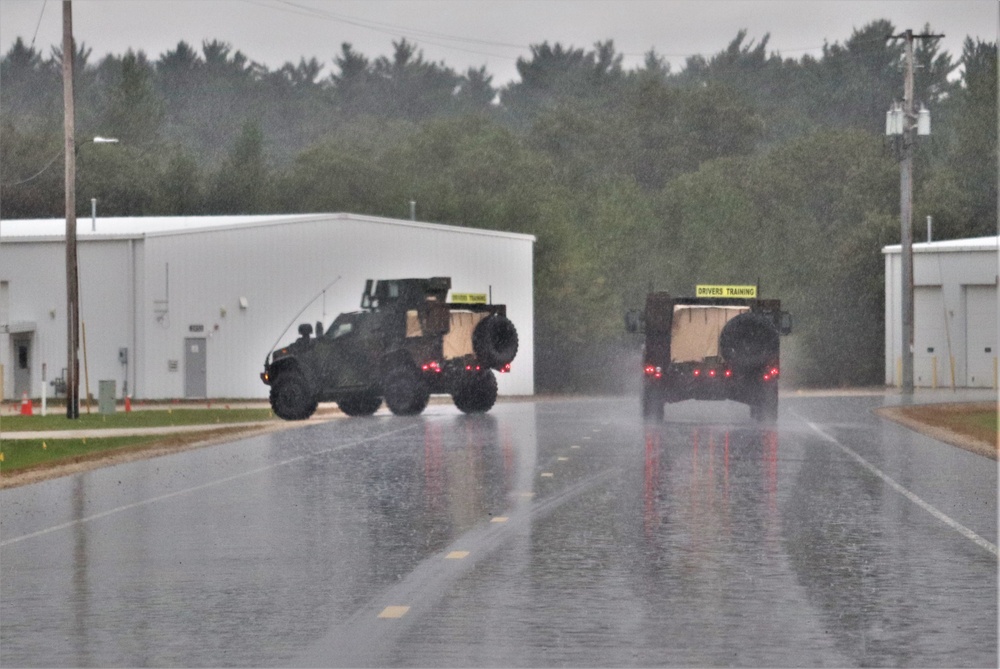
383, 367, 430, 416
453, 370, 498, 414
270, 371, 317, 420
642, 385, 664, 421
719, 313, 779, 370
754, 384, 778, 424
338, 394, 382, 417
473, 315, 519, 369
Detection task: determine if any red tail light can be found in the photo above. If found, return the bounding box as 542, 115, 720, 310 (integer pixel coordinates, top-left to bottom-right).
724, 369, 732, 378
422, 361, 442, 373
499, 363, 511, 373
693, 369, 701, 377
708, 369, 717, 378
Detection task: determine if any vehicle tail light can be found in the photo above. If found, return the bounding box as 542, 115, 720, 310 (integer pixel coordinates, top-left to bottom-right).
499, 363, 511, 373
422, 361, 442, 373
724, 369, 732, 378
693, 368, 701, 377
708, 369, 717, 378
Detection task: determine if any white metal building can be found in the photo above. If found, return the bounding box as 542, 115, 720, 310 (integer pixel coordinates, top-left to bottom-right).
883, 236, 998, 388
0, 214, 535, 401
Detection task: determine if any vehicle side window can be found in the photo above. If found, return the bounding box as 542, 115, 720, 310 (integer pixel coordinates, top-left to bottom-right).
332, 322, 353, 339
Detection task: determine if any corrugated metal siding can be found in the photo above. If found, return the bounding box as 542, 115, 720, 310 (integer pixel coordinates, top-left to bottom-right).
137, 215, 534, 399
0, 238, 132, 400
883, 241, 998, 388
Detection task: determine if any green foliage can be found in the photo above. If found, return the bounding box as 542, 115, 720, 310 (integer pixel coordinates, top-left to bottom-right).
1, 22, 995, 391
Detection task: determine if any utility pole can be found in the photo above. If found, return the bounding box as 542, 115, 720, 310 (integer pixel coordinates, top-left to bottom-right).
63, 0, 79, 418
888, 28, 942, 395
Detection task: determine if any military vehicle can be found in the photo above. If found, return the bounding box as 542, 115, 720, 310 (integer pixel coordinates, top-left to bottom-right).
262, 277, 518, 419
625, 284, 791, 422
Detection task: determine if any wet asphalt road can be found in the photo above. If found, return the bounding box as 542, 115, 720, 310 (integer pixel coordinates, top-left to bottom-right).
1, 392, 996, 667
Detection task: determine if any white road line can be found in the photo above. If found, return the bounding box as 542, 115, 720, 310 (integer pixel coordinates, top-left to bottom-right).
798, 415, 998, 557
1, 424, 418, 548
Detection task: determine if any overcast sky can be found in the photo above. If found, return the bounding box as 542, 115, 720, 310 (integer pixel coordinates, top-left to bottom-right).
1, 1, 997, 85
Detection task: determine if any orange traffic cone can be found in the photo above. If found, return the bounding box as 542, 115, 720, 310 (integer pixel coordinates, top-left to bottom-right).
125, 395, 132, 413
20, 392, 33, 416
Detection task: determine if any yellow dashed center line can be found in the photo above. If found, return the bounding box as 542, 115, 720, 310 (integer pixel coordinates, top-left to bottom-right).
378, 606, 410, 619
541, 472, 554, 478
490, 516, 509, 523
557, 456, 569, 461
446, 551, 470, 559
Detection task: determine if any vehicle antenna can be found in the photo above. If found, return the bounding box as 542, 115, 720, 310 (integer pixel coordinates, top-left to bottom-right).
266, 276, 342, 359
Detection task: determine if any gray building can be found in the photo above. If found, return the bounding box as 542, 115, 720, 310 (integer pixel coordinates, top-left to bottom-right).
883, 236, 998, 388
0, 214, 535, 402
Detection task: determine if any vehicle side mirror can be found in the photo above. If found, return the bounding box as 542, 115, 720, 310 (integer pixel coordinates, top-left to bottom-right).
778, 311, 792, 336
315, 321, 324, 337
298, 322, 313, 338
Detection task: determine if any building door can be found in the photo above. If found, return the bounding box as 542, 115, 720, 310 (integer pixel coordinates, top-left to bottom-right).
914, 286, 950, 387
965, 285, 997, 388
12, 333, 32, 398
184, 337, 207, 398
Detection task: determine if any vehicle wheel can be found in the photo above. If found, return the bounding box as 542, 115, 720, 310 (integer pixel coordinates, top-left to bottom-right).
337, 394, 382, 417
453, 370, 498, 414
270, 371, 317, 420
756, 384, 778, 424
383, 366, 430, 416
472, 315, 519, 369
642, 386, 664, 421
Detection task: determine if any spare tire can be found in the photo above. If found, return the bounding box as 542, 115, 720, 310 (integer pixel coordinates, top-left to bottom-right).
473, 315, 519, 369
719, 312, 779, 370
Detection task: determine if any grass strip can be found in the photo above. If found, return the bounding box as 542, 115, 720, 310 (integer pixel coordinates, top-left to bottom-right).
0, 408, 275, 431
0, 425, 267, 475
1, 436, 168, 472
894, 404, 997, 448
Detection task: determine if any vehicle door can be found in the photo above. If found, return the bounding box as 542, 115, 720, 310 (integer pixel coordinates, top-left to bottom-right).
316, 313, 379, 391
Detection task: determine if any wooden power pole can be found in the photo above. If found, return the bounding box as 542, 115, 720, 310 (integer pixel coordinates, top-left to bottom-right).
63, 0, 79, 418
889, 28, 943, 395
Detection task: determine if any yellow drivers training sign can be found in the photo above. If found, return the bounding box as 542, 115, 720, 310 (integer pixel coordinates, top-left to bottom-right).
451, 292, 488, 304
696, 284, 757, 298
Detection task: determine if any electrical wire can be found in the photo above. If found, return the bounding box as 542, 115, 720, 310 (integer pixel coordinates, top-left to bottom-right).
1, 149, 63, 188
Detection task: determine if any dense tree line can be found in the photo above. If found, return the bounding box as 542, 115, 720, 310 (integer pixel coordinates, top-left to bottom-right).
1, 22, 996, 390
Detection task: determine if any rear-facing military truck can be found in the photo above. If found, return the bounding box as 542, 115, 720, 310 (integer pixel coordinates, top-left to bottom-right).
262, 277, 518, 419
625, 284, 791, 422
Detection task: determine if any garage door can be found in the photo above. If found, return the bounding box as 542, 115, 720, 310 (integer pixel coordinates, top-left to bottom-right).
914, 286, 951, 387
965, 285, 997, 388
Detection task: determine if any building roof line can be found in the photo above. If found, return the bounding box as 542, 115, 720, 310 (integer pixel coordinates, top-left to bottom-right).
0, 213, 537, 243
882, 236, 999, 254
